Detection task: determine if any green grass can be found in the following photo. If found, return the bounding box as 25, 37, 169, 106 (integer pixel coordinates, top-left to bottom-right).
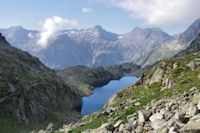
46, 109, 79, 128
70, 116, 107, 133
68, 52, 200, 133
78, 83, 92, 96
0, 116, 44, 133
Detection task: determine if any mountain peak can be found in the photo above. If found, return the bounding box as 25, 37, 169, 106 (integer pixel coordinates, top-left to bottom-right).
93, 25, 103, 30
132, 26, 142, 32
178, 17, 200, 44
92, 25, 105, 32
9, 26, 24, 30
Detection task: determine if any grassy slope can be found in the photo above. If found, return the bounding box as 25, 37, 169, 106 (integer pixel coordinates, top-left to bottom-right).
70, 51, 200, 133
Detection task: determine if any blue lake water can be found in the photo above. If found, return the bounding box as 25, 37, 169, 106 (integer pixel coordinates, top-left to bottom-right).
81, 76, 138, 116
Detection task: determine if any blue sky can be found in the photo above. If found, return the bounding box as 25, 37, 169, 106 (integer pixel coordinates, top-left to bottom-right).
0, 0, 200, 35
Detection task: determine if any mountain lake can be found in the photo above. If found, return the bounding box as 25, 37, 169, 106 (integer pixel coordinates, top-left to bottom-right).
81, 76, 138, 116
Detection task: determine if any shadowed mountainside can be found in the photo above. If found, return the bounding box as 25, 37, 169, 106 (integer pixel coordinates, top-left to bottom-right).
0, 33, 82, 132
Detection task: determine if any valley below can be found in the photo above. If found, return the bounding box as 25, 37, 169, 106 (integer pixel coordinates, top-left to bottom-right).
0, 16, 200, 133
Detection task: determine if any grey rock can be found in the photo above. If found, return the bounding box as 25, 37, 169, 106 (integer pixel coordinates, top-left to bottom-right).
149, 67, 163, 85
173, 63, 178, 69
174, 111, 185, 123
151, 119, 166, 129
46, 123, 55, 131
135, 126, 143, 133
114, 120, 123, 128
186, 61, 200, 71
192, 94, 200, 104
167, 118, 185, 128
134, 102, 141, 106
101, 123, 115, 131
189, 103, 198, 117
169, 127, 177, 133
180, 120, 200, 133
138, 110, 145, 123
197, 103, 200, 110
149, 113, 164, 122
119, 124, 126, 132
154, 126, 169, 133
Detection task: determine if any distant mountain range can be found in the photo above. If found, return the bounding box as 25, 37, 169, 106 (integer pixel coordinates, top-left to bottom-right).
1, 18, 200, 69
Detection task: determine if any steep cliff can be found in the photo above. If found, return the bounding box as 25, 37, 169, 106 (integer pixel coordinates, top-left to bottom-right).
0, 33, 82, 132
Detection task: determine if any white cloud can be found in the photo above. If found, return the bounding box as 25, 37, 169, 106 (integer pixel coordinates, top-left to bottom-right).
37, 16, 77, 49
109, 0, 200, 26
82, 8, 93, 13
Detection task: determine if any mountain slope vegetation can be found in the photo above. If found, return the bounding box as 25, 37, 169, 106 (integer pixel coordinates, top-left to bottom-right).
50, 36, 200, 133
0, 34, 82, 133
57, 63, 142, 96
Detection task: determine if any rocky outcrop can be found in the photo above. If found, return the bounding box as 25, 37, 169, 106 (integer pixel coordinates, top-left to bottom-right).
52, 50, 200, 133
0, 34, 82, 128
53, 88, 200, 133
175, 33, 200, 57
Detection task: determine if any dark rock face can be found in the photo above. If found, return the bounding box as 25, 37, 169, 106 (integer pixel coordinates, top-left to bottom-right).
57, 65, 115, 92
104, 63, 142, 78
175, 33, 200, 57
0, 34, 82, 124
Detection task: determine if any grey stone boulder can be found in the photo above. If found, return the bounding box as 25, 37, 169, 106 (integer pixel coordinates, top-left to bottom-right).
192, 94, 200, 104
154, 126, 169, 133
189, 103, 198, 117
197, 103, 200, 110
101, 123, 115, 131
138, 110, 151, 123
149, 113, 164, 122
46, 123, 55, 131
151, 119, 166, 130
119, 124, 126, 132
134, 102, 141, 106
186, 61, 199, 71
114, 120, 123, 128
180, 120, 200, 133
174, 111, 185, 123
149, 67, 163, 85
167, 117, 185, 128
90, 127, 110, 133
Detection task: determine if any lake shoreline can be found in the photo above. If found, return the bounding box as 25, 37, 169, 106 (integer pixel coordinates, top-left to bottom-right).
81, 76, 138, 116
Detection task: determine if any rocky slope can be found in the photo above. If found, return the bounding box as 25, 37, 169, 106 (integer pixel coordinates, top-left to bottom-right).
135, 18, 200, 67
175, 33, 200, 57
46, 46, 200, 132
0, 34, 82, 133
57, 63, 142, 96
